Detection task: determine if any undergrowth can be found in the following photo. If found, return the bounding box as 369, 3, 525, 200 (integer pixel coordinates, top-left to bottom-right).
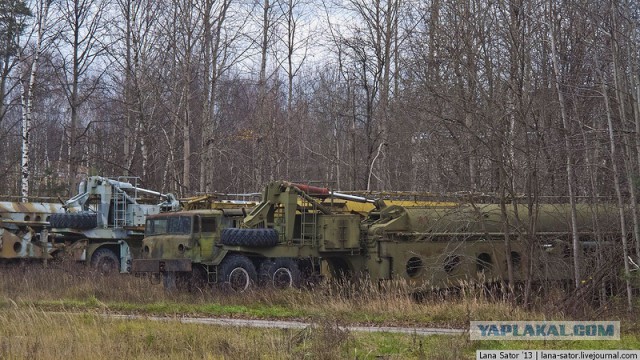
1, 264, 639, 359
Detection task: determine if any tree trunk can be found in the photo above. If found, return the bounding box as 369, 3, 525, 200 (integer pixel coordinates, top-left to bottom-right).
19, 0, 50, 201
548, 1, 581, 288
607, 3, 634, 310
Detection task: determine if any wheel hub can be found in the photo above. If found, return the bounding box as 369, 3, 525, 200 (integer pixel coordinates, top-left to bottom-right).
272, 267, 293, 289
228, 268, 250, 291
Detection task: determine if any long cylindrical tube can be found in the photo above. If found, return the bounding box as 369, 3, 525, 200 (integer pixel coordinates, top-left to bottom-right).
330, 191, 377, 204
106, 179, 165, 198
289, 183, 376, 204
290, 183, 330, 195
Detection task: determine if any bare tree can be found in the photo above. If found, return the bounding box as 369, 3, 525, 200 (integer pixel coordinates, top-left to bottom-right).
1, 0, 31, 126
603, 0, 634, 311
198, 0, 233, 193
548, 0, 581, 288
53, 0, 110, 195
273, 0, 312, 180
111, 0, 164, 181
335, 0, 401, 190
19, 0, 51, 202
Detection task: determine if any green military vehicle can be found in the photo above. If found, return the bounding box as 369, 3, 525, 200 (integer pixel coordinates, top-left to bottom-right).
133, 181, 619, 291
0, 176, 180, 273
45, 176, 181, 273
133, 181, 362, 290
134, 208, 249, 289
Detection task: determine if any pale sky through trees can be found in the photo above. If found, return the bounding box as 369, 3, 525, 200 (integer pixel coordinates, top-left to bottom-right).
0, 0, 639, 307
0, 0, 635, 198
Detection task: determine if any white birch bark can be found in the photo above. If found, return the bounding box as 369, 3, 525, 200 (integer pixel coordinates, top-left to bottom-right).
19, 0, 50, 202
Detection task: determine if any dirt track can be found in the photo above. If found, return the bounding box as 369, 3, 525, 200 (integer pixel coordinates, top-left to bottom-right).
105, 313, 466, 336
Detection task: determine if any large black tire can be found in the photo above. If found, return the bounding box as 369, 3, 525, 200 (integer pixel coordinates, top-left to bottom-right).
50, 212, 97, 229
259, 258, 302, 289
162, 272, 177, 290
91, 248, 120, 274
175, 265, 209, 293
217, 254, 257, 292
258, 259, 276, 286
220, 228, 279, 247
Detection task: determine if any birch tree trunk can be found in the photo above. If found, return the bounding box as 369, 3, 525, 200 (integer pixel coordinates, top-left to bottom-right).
20, 0, 50, 202
199, 0, 214, 194
632, 50, 640, 267
256, 0, 271, 186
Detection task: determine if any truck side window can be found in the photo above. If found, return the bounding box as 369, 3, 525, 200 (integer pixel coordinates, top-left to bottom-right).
146, 219, 168, 235
180, 216, 191, 233
201, 218, 217, 232
167, 216, 191, 234
193, 216, 200, 233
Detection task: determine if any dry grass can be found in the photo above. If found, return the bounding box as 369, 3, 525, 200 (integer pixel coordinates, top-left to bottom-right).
1, 264, 636, 328
0, 265, 543, 328
0, 307, 637, 360
0, 307, 357, 359
1, 264, 640, 359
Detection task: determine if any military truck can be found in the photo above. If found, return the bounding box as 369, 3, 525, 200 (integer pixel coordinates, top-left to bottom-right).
133, 181, 363, 290
134, 208, 250, 289
360, 202, 619, 287
0, 176, 180, 273
0, 202, 66, 262
133, 181, 620, 291
43, 176, 181, 273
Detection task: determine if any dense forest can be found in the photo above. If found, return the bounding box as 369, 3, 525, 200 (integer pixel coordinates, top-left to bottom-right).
0, 0, 636, 199
2, 0, 640, 307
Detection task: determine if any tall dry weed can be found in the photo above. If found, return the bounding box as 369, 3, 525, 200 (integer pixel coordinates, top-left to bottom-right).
0, 262, 586, 327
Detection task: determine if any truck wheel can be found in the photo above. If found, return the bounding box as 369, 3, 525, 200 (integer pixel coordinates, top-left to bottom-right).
162, 272, 177, 290
91, 248, 120, 274
50, 212, 97, 229
220, 228, 279, 247
258, 260, 275, 286
176, 265, 208, 292
218, 254, 257, 292
260, 258, 302, 289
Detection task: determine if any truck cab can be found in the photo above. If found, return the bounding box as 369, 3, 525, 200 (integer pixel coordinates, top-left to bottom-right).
133, 182, 369, 291
133, 209, 245, 277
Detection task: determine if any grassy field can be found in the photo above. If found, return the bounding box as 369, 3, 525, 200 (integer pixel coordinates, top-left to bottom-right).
1, 265, 639, 359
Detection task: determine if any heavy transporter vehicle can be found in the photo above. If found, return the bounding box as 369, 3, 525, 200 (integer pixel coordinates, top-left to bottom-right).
0, 176, 180, 273
132, 181, 621, 291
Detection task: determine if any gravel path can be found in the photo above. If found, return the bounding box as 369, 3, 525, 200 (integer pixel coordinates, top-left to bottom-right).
106, 313, 465, 336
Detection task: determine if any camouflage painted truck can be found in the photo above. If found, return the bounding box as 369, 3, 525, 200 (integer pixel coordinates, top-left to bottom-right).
47, 176, 181, 273
0, 176, 180, 273
132, 181, 621, 291
0, 201, 66, 262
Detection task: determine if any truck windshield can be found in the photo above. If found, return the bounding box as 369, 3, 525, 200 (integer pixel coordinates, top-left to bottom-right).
145, 216, 192, 235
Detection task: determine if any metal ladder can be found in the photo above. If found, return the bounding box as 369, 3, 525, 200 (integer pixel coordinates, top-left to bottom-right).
112, 188, 127, 228
299, 196, 317, 246
205, 265, 217, 284
112, 176, 139, 228
273, 205, 285, 243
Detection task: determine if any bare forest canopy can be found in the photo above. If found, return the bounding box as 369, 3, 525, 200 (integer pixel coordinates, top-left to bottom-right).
1, 0, 640, 201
